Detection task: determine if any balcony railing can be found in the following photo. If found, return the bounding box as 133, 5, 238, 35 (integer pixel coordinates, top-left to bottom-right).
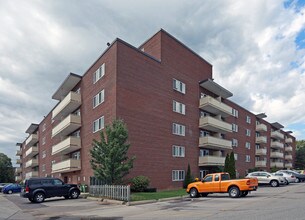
16, 159, 22, 164
25, 146, 38, 158
25, 133, 38, 146
285, 163, 293, 168
271, 141, 284, 149
270, 162, 284, 168
256, 124, 267, 132
255, 148, 267, 156
198, 155, 225, 166
52, 91, 81, 121
25, 159, 38, 168
285, 146, 293, 152
52, 114, 81, 138
15, 175, 22, 182
16, 150, 22, 156
15, 167, 22, 174
255, 160, 267, 167
285, 138, 293, 143
52, 136, 81, 156
199, 95, 232, 117
199, 116, 232, 133
271, 130, 284, 140
25, 171, 39, 178
256, 136, 267, 144
199, 136, 232, 150
52, 159, 81, 173
270, 152, 284, 158
285, 155, 293, 160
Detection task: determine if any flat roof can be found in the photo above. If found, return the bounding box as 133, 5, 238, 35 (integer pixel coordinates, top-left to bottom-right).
52, 73, 82, 101
25, 123, 39, 134
271, 122, 284, 129
199, 79, 233, 98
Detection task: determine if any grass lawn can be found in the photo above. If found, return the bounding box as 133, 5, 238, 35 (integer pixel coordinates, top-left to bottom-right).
131, 188, 188, 201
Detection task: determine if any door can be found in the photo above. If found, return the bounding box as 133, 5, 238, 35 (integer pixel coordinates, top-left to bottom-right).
52, 179, 70, 196
198, 175, 214, 193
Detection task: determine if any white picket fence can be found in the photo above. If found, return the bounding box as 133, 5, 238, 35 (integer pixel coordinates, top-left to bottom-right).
89, 185, 131, 202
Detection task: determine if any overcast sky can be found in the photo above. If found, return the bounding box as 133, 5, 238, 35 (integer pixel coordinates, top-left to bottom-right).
1, 0, 305, 164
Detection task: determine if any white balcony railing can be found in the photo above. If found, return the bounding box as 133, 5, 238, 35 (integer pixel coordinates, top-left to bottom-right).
285, 155, 293, 160
285, 146, 293, 152
199, 136, 232, 150
270, 152, 284, 158
198, 156, 225, 166
256, 136, 267, 144
16, 150, 22, 156
271, 130, 284, 140
25, 133, 38, 146
25, 159, 38, 168
199, 116, 232, 133
52, 91, 81, 121
16, 159, 22, 164
271, 141, 284, 149
15, 175, 22, 182
52, 159, 81, 173
270, 162, 284, 168
285, 163, 293, 168
25, 171, 39, 178
52, 114, 81, 138
199, 95, 232, 117
285, 138, 293, 143
255, 148, 267, 155
255, 160, 267, 167
15, 167, 22, 174
25, 146, 38, 157
52, 136, 81, 156
256, 124, 267, 132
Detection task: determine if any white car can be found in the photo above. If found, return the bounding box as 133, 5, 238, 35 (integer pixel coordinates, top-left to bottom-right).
274, 171, 297, 184
246, 171, 286, 187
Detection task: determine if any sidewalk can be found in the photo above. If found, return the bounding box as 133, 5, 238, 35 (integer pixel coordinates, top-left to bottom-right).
0, 194, 34, 220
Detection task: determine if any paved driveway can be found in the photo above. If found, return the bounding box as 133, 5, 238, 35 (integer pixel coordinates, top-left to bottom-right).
1, 183, 305, 220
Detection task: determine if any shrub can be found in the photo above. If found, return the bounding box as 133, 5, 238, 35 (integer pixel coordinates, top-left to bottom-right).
131, 176, 150, 192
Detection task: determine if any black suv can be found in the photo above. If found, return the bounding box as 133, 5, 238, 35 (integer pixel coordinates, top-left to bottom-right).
20, 177, 80, 203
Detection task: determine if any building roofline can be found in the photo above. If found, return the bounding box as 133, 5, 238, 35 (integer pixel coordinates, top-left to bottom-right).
271, 122, 284, 129
52, 73, 82, 100
199, 78, 233, 98
25, 123, 39, 134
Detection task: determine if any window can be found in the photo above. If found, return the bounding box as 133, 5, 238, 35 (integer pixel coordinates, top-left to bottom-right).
173, 100, 186, 115
200, 149, 209, 157
172, 123, 185, 136
93, 116, 104, 133
173, 79, 186, 94
200, 130, 209, 137
72, 151, 81, 160
232, 109, 238, 118
232, 124, 238, 132
246, 155, 250, 162
93, 63, 105, 83
93, 89, 105, 108
234, 153, 238, 160
42, 123, 46, 132
232, 138, 238, 147
245, 142, 251, 149
42, 136, 46, 145
42, 164, 46, 172
246, 129, 251, 136
42, 150, 46, 159
172, 170, 185, 181
246, 116, 251, 124
172, 145, 185, 157
203, 175, 213, 182
214, 175, 219, 181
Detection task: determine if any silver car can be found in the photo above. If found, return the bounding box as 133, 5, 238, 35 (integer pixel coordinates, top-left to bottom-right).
246, 171, 286, 187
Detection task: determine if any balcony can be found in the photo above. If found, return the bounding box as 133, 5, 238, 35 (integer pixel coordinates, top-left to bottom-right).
199, 116, 232, 133
270, 162, 284, 168
52, 91, 81, 121
256, 124, 267, 132
271, 130, 284, 140
25, 146, 38, 157
199, 136, 232, 150
270, 152, 284, 158
25, 159, 38, 168
16, 159, 22, 164
198, 156, 225, 166
16, 150, 22, 156
25, 171, 39, 178
52, 136, 81, 156
255, 160, 267, 167
52, 114, 81, 138
199, 95, 232, 117
52, 159, 81, 173
285, 163, 293, 168
25, 133, 38, 146
256, 136, 267, 144
285, 138, 293, 143
15, 167, 22, 174
285, 146, 293, 152
285, 155, 293, 160
15, 175, 22, 182
255, 148, 267, 156
271, 141, 284, 149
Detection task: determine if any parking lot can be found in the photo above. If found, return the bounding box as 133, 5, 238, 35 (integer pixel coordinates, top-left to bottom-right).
1, 183, 305, 220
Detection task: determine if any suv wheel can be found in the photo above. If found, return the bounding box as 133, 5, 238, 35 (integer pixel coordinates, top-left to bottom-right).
34, 192, 45, 203
70, 190, 80, 199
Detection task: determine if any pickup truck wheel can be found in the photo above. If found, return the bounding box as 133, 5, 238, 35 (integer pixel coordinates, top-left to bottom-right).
189, 188, 198, 198
229, 186, 240, 198
270, 180, 279, 187
240, 191, 248, 197
201, 193, 208, 197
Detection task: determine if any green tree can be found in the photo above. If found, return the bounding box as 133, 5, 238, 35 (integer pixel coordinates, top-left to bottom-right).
224, 153, 230, 173
0, 153, 14, 182
229, 152, 236, 179
295, 140, 305, 169
183, 163, 193, 188
90, 119, 135, 184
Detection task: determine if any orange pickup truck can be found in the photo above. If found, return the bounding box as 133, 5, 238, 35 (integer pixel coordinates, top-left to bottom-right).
186, 172, 258, 198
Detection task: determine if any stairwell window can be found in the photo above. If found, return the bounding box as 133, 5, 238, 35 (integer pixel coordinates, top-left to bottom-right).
172, 145, 185, 157
173, 79, 186, 94
172, 123, 185, 136
93, 63, 105, 84
172, 170, 185, 181
173, 100, 186, 115
93, 116, 104, 133
93, 89, 105, 108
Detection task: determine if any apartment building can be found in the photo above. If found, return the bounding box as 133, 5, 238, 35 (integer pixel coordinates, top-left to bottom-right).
14, 29, 296, 189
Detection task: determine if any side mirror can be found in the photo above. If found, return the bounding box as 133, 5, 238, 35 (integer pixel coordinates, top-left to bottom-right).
267, 175, 271, 178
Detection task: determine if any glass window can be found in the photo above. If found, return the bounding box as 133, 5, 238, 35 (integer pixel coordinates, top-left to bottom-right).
93, 63, 105, 84
173, 79, 186, 94
173, 100, 186, 115
203, 175, 213, 182
93, 89, 105, 108
172, 123, 185, 136
172, 145, 185, 157
93, 116, 104, 133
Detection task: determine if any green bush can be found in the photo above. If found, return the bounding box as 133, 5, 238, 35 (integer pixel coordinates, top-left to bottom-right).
131, 176, 150, 192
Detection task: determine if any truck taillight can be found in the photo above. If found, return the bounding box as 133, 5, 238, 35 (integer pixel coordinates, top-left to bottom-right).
25, 186, 30, 193
246, 180, 250, 185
